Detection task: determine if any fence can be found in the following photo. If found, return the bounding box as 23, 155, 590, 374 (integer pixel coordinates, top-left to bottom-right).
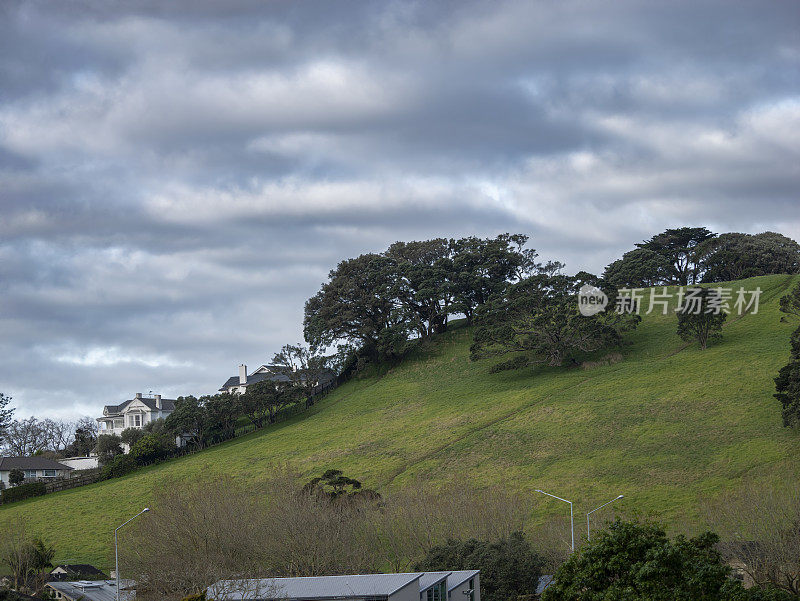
44, 469, 102, 493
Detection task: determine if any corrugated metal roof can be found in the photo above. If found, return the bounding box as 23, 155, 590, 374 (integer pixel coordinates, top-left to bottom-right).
47, 579, 135, 601
419, 571, 479, 592
208, 573, 424, 601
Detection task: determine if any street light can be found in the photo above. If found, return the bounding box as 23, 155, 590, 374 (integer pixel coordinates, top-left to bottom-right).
115, 508, 150, 601
535, 489, 574, 552
586, 495, 623, 541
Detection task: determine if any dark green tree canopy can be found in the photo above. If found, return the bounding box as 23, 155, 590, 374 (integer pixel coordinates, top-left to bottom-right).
675, 287, 727, 350
543, 519, 735, 601
471, 273, 639, 370
775, 281, 800, 427
699, 232, 800, 282
636, 226, 715, 285
304, 253, 408, 362
604, 248, 673, 288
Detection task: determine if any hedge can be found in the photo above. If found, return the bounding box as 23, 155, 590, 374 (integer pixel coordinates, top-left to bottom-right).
1, 481, 47, 504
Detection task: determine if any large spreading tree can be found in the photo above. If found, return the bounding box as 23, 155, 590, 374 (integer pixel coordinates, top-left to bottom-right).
471, 273, 638, 370
304, 253, 409, 362
699, 232, 800, 282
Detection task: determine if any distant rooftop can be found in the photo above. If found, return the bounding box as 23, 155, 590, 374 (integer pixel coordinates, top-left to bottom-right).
0, 456, 72, 471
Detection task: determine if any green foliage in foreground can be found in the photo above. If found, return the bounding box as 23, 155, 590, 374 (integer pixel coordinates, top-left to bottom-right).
542, 519, 797, 601
1, 274, 799, 570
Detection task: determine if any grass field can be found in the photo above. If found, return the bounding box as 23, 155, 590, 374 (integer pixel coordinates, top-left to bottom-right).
2, 274, 799, 570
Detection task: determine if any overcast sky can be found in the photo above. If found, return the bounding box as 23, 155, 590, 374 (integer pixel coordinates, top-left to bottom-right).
1, 0, 798, 420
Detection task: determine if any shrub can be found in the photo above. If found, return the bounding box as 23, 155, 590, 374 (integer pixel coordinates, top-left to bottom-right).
129, 433, 175, 466
1, 481, 47, 504
99, 454, 137, 480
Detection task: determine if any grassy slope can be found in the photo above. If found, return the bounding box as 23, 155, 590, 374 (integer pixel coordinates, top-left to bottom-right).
2, 274, 799, 569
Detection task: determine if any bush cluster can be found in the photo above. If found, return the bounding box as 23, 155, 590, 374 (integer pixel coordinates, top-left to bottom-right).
0, 481, 47, 504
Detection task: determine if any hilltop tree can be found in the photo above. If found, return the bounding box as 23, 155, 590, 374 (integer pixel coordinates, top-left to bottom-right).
604, 227, 715, 287
386, 238, 455, 337
450, 234, 539, 323
637, 227, 715, 285
304, 253, 409, 362
0, 393, 13, 448
604, 248, 673, 288
774, 281, 800, 427
699, 232, 800, 282
675, 287, 727, 349
471, 273, 638, 371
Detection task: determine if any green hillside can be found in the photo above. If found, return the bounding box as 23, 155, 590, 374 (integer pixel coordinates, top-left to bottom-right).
2, 274, 799, 569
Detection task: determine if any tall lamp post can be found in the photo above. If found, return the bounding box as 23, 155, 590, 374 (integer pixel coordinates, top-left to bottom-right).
115, 508, 150, 601
586, 495, 623, 541
535, 489, 574, 552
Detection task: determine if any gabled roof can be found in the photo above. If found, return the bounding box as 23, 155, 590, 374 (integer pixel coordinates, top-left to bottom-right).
50, 564, 107, 578
208, 573, 424, 601
419, 571, 480, 592
103, 396, 176, 415
0, 456, 72, 471
219, 371, 291, 391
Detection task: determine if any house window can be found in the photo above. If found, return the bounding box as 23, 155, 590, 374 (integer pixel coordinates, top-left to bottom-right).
426, 582, 446, 601
133, 414, 141, 427
42, 469, 56, 477
23, 470, 36, 479
114, 419, 123, 429
468, 579, 474, 601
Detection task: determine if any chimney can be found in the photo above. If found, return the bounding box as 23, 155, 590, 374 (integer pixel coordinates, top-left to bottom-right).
154, 394, 162, 409
239, 364, 248, 385
135, 392, 142, 399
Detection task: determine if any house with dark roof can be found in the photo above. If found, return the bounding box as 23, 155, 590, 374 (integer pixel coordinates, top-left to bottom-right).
97, 392, 176, 446
219, 364, 335, 396
0, 456, 72, 486
207, 570, 480, 601
49, 564, 108, 581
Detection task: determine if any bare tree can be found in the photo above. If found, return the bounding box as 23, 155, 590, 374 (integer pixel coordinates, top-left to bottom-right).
704, 478, 800, 595
2, 417, 47, 456
40, 419, 75, 454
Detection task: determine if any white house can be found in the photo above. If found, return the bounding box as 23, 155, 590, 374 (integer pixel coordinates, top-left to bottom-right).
207, 571, 480, 601
97, 393, 176, 438
0, 456, 73, 486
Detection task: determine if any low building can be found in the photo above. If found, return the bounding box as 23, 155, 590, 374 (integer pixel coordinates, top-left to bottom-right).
58, 455, 100, 470
0, 456, 72, 486
97, 393, 176, 440
46, 579, 135, 601
49, 564, 108, 581
207, 570, 480, 601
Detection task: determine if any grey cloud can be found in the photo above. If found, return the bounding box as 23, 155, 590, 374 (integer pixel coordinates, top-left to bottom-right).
0, 0, 797, 418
